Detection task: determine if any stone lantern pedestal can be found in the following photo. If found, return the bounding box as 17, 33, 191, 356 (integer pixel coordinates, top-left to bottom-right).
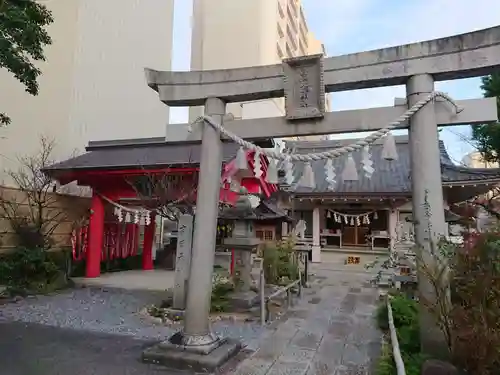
224, 232, 261, 309
222, 190, 261, 310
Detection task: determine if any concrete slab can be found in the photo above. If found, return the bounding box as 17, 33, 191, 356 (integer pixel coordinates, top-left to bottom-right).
229, 291, 259, 310
142, 338, 242, 373
72, 270, 175, 292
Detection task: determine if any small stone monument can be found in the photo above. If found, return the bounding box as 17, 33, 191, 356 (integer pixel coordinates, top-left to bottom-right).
393, 256, 418, 297
221, 187, 261, 309
172, 214, 194, 310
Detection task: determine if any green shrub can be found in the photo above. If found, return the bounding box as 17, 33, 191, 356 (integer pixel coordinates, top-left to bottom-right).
210, 272, 234, 312
375, 342, 395, 375
375, 294, 423, 375
376, 294, 418, 331
261, 237, 299, 285
0, 247, 66, 293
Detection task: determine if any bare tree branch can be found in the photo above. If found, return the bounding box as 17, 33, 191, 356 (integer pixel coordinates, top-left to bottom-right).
0, 136, 88, 249
126, 156, 199, 222
126, 155, 231, 221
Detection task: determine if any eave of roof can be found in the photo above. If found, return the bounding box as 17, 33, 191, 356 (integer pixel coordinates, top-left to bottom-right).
284, 135, 500, 195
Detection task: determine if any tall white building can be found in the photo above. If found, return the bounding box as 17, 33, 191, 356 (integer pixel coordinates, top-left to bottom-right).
0, 0, 175, 185
189, 0, 330, 136
462, 151, 499, 168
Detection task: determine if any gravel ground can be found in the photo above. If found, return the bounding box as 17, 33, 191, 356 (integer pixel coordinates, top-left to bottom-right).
0, 287, 267, 350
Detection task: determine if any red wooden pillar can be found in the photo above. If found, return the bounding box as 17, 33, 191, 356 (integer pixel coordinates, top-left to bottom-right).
142, 215, 156, 270
87, 193, 104, 278
230, 249, 235, 275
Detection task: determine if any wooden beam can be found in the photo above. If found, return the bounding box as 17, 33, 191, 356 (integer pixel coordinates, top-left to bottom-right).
146, 27, 500, 106
165, 98, 497, 142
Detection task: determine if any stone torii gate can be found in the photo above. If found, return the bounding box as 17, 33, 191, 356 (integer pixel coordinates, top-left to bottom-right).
143, 27, 500, 370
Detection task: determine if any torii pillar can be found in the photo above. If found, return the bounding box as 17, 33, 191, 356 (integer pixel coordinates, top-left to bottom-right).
142, 98, 242, 372
407, 74, 448, 355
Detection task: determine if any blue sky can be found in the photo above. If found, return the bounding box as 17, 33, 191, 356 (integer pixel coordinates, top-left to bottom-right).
169, 0, 500, 164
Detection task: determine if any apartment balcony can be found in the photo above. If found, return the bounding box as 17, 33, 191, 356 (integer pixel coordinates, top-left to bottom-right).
277, 23, 284, 39
288, 0, 298, 19
286, 5, 298, 35
278, 1, 285, 19
286, 25, 298, 50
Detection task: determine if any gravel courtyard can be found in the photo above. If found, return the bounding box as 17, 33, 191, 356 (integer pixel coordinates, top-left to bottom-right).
0, 255, 382, 374
0, 287, 267, 350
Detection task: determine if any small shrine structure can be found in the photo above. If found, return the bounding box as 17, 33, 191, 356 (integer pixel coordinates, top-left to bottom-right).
43, 137, 277, 278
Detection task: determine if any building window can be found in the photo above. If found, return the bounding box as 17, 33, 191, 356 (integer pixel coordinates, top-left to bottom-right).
286, 25, 297, 50
285, 43, 293, 58
299, 40, 306, 56
289, 17, 298, 35
277, 43, 284, 59
286, 3, 294, 21
277, 23, 284, 38
288, 0, 298, 18
300, 34, 308, 49
278, 2, 285, 18
256, 230, 274, 241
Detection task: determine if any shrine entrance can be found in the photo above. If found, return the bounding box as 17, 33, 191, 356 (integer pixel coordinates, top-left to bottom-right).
71, 209, 149, 276
143, 26, 500, 365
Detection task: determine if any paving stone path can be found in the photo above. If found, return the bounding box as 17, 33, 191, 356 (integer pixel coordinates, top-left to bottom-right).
233, 266, 381, 375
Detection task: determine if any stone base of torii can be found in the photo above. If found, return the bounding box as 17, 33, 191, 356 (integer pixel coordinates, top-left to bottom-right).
141, 26, 500, 371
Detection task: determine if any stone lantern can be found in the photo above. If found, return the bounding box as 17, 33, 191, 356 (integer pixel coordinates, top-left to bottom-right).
221, 187, 261, 308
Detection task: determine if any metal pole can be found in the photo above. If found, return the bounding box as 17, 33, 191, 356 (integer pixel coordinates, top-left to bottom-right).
182, 97, 226, 348
260, 268, 266, 326
407, 74, 448, 355
304, 252, 309, 285
387, 298, 406, 375
298, 267, 302, 298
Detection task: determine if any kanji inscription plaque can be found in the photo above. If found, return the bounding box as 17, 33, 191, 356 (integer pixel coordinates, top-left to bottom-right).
283, 54, 325, 121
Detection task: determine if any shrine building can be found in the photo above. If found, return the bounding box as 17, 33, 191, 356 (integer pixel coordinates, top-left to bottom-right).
43, 136, 277, 278
279, 135, 500, 260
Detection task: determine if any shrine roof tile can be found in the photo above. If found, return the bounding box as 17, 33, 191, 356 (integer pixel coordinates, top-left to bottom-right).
283, 136, 500, 194
44, 140, 240, 171
219, 200, 292, 221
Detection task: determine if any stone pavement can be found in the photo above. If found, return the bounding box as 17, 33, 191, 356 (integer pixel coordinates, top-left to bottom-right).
232, 262, 381, 375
